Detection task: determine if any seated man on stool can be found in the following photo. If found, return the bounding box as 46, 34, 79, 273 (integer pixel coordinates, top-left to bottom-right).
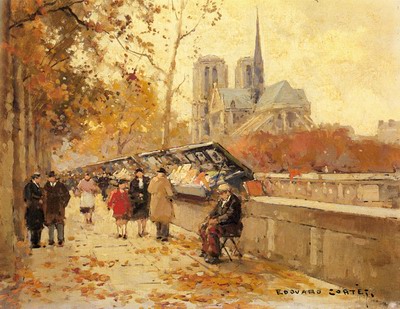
199, 183, 242, 264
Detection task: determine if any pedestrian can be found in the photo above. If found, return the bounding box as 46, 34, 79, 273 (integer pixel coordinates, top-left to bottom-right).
97, 171, 110, 201
199, 183, 242, 264
108, 179, 131, 239
129, 168, 150, 237
65, 172, 76, 192
24, 172, 45, 249
77, 172, 98, 224
148, 168, 174, 242
43, 171, 71, 246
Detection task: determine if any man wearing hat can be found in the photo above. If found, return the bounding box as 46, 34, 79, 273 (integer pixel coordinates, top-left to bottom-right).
43, 171, 71, 246
97, 171, 111, 201
129, 168, 150, 237
24, 173, 45, 248
199, 183, 242, 264
148, 167, 174, 241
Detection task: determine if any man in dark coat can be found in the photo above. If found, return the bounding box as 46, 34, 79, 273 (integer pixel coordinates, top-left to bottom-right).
24, 172, 45, 248
97, 172, 110, 201
43, 171, 71, 246
199, 183, 242, 264
129, 168, 150, 237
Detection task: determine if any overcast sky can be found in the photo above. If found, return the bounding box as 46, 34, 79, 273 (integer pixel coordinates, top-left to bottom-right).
168, 0, 400, 135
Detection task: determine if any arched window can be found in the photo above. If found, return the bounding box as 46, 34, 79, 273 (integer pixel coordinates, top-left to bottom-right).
246, 65, 252, 88
230, 100, 236, 108
204, 67, 210, 96
212, 67, 218, 85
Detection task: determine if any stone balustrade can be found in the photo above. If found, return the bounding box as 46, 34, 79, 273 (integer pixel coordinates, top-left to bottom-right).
254, 172, 400, 208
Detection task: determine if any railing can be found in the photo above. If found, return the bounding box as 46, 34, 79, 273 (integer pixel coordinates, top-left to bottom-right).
253, 172, 400, 208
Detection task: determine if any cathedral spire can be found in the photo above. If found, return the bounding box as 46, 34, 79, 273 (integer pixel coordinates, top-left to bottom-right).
253, 8, 264, 103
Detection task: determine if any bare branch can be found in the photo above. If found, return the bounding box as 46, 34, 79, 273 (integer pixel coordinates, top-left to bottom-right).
60, 6, 88, 30
179, 0, 211, 41
50, 56, 70, 68
172, 75, 186, 95
104, 30, 166, 76
171, 0, 179, 20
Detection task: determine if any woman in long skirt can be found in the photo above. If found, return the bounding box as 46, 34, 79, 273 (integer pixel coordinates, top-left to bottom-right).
77, 173, 98, 224
108, 179, 131, 239
128, 168, 150, 237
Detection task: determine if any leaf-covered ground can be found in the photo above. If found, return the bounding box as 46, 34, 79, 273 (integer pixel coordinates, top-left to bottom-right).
0, 195, 384, 308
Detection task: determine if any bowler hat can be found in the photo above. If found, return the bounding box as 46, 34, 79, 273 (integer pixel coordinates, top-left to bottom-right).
135, 168, 144, 173
48, 171, 56, 178
157, 168, 167, 174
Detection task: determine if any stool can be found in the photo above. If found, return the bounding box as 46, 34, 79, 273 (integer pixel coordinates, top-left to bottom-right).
220, 223, 243, 261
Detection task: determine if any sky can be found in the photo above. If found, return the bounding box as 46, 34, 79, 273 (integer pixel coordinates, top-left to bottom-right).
59, 0, 400, 170
169, 0, 400, 135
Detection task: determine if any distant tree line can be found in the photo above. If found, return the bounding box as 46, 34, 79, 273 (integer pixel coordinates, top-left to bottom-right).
228, 128, 400, 173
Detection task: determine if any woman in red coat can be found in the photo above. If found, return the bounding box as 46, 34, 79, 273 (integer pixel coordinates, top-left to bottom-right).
107, 179, 131, 239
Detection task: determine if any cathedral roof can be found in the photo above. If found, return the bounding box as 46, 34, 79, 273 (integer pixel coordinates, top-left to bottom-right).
196, 55, 225, 64
256, 80, 309, 111
218, 88, 253, 109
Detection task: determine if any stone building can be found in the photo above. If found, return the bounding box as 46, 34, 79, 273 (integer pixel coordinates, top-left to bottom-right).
191, 11, 315, 142
233, 80, 314, 136
377, 119, 400, 144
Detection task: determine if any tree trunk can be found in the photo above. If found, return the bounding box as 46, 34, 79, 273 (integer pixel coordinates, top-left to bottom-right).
34, 120, 41, 172
12, 55, 27, 241
161, 1, 184, 149
25, 81, 35, 176
117, 131, 124, 155
38, 127, 51, 174
0, 0, 16, 276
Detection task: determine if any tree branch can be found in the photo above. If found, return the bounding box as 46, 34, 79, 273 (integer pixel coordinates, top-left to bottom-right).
171, 0, 179, 20
60, 6, 88, 30
179, 0, 210, 41
9, 0, 57, 29
50, 56, 70, 68
104, 30, 166, 76
172, 75, 186, 95
9, 0, 85, 29
40, 25, 79, 67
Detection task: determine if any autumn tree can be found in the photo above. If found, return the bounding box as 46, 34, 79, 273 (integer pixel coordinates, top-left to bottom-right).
0, 0, 16, 276
76, 0, 223, 148
228, 129, 400, 173
68, 75, 159, 157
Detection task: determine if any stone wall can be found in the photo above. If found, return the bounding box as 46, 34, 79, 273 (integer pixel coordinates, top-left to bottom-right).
255, 172, 400, 208
173, 198, 400, 301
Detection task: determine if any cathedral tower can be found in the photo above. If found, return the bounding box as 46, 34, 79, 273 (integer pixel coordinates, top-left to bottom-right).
192, 55, 228, 142
235, 57, 254, 89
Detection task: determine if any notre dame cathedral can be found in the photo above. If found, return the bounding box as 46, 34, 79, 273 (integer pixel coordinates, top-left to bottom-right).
191, 12, 315, 143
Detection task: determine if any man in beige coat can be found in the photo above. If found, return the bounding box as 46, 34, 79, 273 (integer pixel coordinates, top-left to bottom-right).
148, 168, 174, 241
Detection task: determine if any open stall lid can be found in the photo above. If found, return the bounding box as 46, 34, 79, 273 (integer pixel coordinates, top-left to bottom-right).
75, 156, 142, 180
136, 142, 253, 197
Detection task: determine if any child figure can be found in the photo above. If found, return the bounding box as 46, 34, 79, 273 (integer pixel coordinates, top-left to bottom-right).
108, 179, 131, 239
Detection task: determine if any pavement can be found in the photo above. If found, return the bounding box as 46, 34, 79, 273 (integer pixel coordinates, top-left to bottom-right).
0, 194, 390, 308
252, 196, 400, 219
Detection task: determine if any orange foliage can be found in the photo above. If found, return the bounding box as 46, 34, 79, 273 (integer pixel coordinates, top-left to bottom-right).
228, 129, 400, 173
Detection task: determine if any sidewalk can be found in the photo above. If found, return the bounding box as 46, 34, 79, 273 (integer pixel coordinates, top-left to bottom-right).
0, 195, 386, 308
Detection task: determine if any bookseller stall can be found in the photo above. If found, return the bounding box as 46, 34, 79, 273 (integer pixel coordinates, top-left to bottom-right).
137, 142, 254, 199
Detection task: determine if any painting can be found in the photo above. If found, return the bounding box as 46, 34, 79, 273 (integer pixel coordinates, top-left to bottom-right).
0, 0, 399, 308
